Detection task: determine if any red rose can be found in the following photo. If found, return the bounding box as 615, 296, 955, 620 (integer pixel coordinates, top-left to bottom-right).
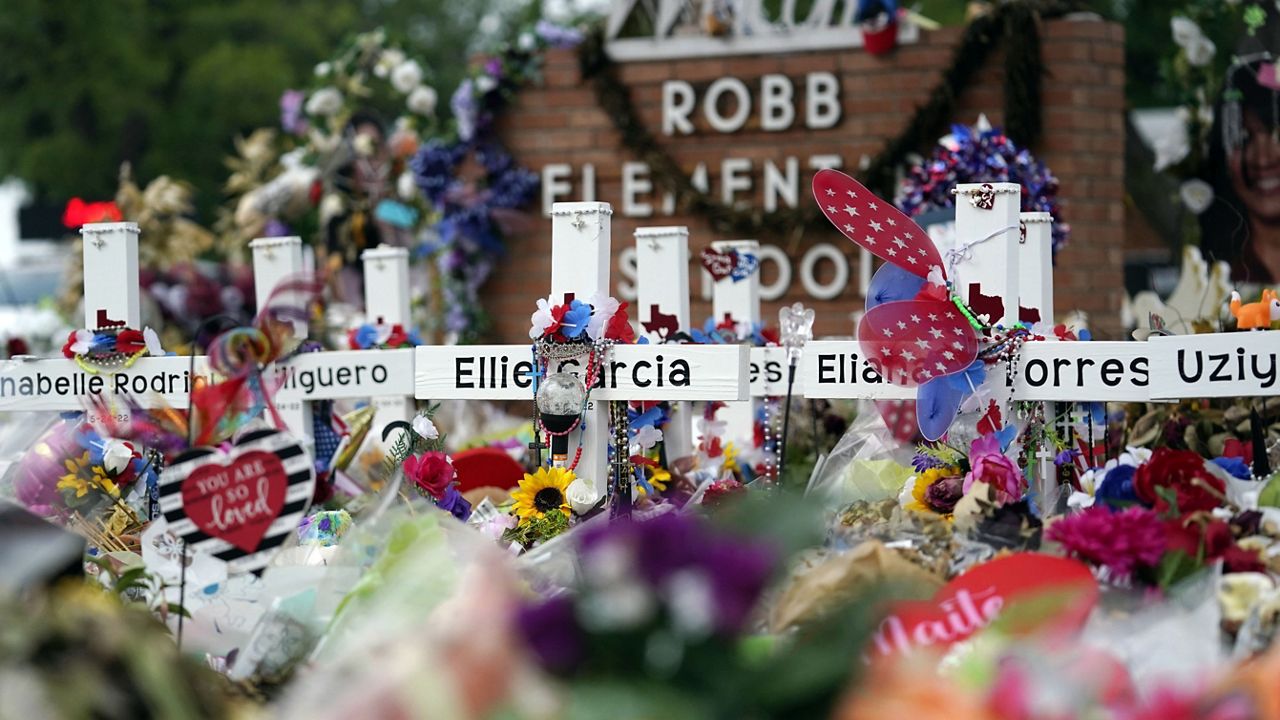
404, 451, 456, 500
115, 329, 146, 355
1165, 515, 1236, 562
1223, 544, 1266, 574
61, 331, 79, 358
1133, 448, 1225, 514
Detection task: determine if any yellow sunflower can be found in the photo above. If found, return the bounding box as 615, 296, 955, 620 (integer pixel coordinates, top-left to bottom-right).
638, 466, 670, 497
722, 442, 740, 474
511, 466, 575, 524
906, 466, 961, 515
56, 451, 119, 500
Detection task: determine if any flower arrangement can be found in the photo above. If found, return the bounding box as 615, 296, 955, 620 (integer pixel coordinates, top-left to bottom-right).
529, 292, 636, 346
897, 118, 1069, 256
61, 323, 166, 372
385, 410, 471, 521
346, 320, 423, 350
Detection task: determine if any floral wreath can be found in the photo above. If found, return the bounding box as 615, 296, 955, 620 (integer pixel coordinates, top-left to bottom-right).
62, 312, 167, 373
897, 118, 1069, 257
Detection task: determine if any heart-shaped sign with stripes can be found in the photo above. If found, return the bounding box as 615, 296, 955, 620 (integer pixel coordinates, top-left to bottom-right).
159, 428, 315, 574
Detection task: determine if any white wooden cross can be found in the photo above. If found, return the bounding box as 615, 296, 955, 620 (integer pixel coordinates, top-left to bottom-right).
635, 225, 693, 461
702, 239, 762, 449
360, 244, 416, 431
250, 237, 416, 451
415, 202, 750, 500
0, 222, 209, 415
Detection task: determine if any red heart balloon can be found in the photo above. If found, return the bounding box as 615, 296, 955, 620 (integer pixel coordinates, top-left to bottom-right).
870, 553, 1098, 659
180, 450, 288, 554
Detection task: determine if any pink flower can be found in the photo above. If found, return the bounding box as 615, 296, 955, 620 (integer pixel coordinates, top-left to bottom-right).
1047, 506, 1167, 579
404, 451, 456, 500
963, 434, 1026, 504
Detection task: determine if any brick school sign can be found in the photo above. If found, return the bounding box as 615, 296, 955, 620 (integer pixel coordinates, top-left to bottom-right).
488, 16, 1125, 341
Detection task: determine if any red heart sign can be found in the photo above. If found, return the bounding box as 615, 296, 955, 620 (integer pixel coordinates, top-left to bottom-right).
180, 450, 288, 554
870, 553, 1097, 658
701, 247, 736, 281
158, 428, 315, 574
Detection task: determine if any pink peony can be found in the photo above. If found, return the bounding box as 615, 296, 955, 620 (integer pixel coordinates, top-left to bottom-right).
963, 434, 1026, 504
1047, 506, 1167, 579
404, 451, 456, 500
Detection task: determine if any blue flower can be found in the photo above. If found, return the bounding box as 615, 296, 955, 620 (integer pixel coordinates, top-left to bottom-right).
1212, 456, 1252, 481
352, 324, 379, 349
1094, 464, 1139, 509
560, 300, 592, 339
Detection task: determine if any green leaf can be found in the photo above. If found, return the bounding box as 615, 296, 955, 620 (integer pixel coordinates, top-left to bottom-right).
1258, 474, 1280, 508
1156, 549, 1201, 590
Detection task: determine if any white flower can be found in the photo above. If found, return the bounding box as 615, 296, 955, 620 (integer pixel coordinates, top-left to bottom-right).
412, 415, 439, 440
305, 87, 343, 117
314, 62, 332, 77
475, 75, 497, 94
352, 132, 375, 157
68, 329, 94, 355
102, 440, 134, 476
1185, 36, 1216, 67
1067, 491, 1096, 511
374, 48, 405, 78
585, 292, 620, 341
479, 13, 501, 36
898, 476, 917, 509
1180, 178, 1214, 214
518, 32, 536, 51
1153, 124, 1190, 171
1170, 16, 1203, 49
143, 327, 165, 357
633, 425, 663, 451
391, 60, 423, 94
397, 171, 416, 200
319, 193, 344, 220
406, 85, 437, 116
529, 297, 557, 339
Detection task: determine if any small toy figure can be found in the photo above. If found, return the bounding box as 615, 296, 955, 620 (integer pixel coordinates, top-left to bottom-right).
1230, 289, 1280, 330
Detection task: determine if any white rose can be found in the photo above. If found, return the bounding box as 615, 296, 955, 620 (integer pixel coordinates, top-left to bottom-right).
375, 48, 405, 78
1185, 36, 1216, 67
305, 87, 343, 117
102, 441, 134, 476
1170, 16, 1203, 49
391, 60, 423, 94
397, 171, 417, 200
475, 75, 497, 94
518, 32, 536, 51
314, 62, 332, 77
412, 415, 439, 440
1180, 178, 1214, 214
407, 85, 438, 116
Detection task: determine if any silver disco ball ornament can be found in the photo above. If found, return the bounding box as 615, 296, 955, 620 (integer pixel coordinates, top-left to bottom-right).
536, 372, 586, 417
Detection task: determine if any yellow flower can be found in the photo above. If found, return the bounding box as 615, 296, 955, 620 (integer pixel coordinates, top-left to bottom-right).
906, 466, 961, 515
638, 466, 670, 497
511, 466, 575, 524
723, 442, 740, 474
57, 451, 92, 498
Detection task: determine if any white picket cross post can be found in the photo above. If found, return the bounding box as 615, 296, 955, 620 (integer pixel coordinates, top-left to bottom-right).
250, 236, 313, 442
705, 239, 761, 449
1018, 212, 1054, 325
635, 226, 693, 461
953, 183, 1021, 329
0, 222, 208, 413
361, 244, 416, 430
415, 203, 750, 501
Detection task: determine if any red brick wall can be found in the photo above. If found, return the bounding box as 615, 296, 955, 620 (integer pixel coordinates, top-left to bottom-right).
488, 18, 1126, 341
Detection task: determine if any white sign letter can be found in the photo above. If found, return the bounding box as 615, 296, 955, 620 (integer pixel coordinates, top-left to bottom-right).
760, 74, 795, 132
662, 80, 696, 136
703, 77, 751, 133
622, 162, 654, 217
806, 72, 841, 129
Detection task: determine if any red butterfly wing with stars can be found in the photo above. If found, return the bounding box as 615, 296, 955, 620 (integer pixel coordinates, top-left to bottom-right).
813, 168, 945, 280
858, 300, 979, 387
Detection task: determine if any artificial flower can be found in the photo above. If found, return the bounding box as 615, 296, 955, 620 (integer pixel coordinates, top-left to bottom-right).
407, 85, 437, 116
384, 324, 410, 348
142, 327, 165, 357
963, 434, 1026, 505
702, 476, 745, 508
529, 297, 558, 339
905, 466, 963, 515
435, 484, 472, 521
62, 329, 94, 358
585, 294, 620, 341
412, 414, 440, 440
1170, 16, 1204, 49
632, 424, 662, 451
1094, 464, 1140, 509
390, 59, 423, 93
1047, 506, 1167, 579
1179, 178, 1214, 215
1133, 448, 1225, 515
1212, 456, 1252, 480
641, 466, 670, 495
57, 451, 118, 500
1153, 124, 1190, 171
559, 300, 592, 340
348, 324, 378, 349
101, 440, 135, 477
304, 87, 343, 117
1184, 36, 1216, 67
604, 301, 636, 343
512, 466, 574, 524
403, 451, 456, 500
396, 171, 416, 199
1223, 438, 1253, 460
115, 329, 146, 355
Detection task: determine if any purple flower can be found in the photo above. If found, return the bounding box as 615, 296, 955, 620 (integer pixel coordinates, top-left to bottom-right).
1054, 449, 1079, 466
435, 485, 472, 521
911, 451, 947, 473
451, 79, 477, 142
535, 20, 584, 49
279, 90, 307, 135
923, 474, 965, 514
1094, 464, 1140, 509
516, 595, 584, 675
484, 58, 502, 78
263, 218, 291, 238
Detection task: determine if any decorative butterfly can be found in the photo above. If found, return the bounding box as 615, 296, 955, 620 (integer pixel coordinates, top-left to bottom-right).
813, 169, 981, 440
